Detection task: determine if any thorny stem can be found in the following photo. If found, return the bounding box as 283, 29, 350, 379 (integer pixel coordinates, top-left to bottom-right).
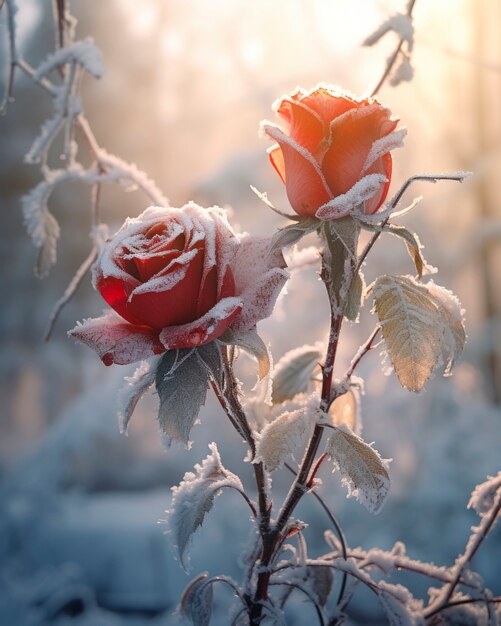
250, 240, 349, 623
370, 0, 417, 97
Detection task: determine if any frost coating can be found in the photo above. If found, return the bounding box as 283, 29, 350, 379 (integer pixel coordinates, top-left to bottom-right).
325, 424, 390, 514
35, 39, 103, 80
167, 443, 243, 571
255, 394, 320, 470
315, 174, 388, 221
117, 357, 161, 434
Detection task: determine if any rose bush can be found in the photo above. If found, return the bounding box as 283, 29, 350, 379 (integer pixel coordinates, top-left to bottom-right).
70, 203, 288, 365
261, 84, 405, 220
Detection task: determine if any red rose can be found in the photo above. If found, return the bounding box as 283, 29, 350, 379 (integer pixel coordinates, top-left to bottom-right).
70, 203, 288, 365
261, 85, 405, 220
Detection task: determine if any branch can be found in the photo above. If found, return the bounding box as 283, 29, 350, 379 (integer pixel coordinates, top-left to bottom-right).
370, 0, 417, 97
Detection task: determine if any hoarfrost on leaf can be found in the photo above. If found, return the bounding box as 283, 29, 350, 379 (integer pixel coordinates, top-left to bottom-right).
255, 406, 316, 471
219, 326, 271, 381
117, 357, 161, 434
167, 443, 244, 572
179, 572, 213, 626
325, 424, 390, 513
271, 343, 322, 404
373, 275, 465, 391
155, 347, 218, 445
328, 388, 361, 434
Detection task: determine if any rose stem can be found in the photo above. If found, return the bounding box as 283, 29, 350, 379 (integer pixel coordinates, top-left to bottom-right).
250, 247, 348, 623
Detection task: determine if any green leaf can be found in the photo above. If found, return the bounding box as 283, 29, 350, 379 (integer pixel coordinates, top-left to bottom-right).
345, 270, 366, 322
321, 217, 361, 313
272, 344, 322, 404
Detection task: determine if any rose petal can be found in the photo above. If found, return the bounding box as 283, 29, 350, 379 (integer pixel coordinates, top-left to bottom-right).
96, 273, 144, 326
363, 152, 393, 215
262, 123, 333, 217
69, 310, 165, 366
322, 105, 398, 197
231, 234, 289, 331
275, 97, 326, 158
298, 86, 358, 123
159, 297, 242, 350
127, 250, 204, 329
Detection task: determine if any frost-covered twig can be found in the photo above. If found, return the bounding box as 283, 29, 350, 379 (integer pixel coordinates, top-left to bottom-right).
425, 480, 501, 617
343, 325, 381, 382
369, 0, 417, 96
356, 172, 471, 274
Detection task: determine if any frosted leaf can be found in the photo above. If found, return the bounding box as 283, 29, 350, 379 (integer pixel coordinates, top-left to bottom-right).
117, 357, 161, 434
363, 13, 414, 49
328, 389, 361, 434
255, 407, 316, 471
179, 573, 213, 626
21, 182, 60, 277
272, 344, 322, 404
325, 424, 390, 513
230, 233, 288, 331
315, 174, 388, 221
363, 129, 407, 173
219, 326, 271, 380
167, 443, 244, 571
25, 87, 82, 164
425, 281, 466, 375
390, 54, 414, 87
270, 217, 320, 253
35, 39, 103, 79
468, 472, 501, 517
69, 310, 164, 365
155, 346, 221, 445
373, 275, 450, 392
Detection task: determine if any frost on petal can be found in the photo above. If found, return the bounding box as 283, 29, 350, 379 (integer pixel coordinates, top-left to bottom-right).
68, 310, 165, 366
231, 234, 289, 331
166, 443, 243, 571
117, 357, 161, 434
159, 297, 242, 350
326, 424, 390, 514
261, 122, 333, 216
315, 174, 388, 221
363, 129, 407, 173
255, 407, 316, 471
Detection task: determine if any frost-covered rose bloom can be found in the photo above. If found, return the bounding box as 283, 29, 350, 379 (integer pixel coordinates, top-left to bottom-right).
70, 203, 288, 365
261, 85, 405, 220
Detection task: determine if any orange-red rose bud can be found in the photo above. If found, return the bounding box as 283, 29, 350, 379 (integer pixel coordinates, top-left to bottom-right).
261, 85, 404, 220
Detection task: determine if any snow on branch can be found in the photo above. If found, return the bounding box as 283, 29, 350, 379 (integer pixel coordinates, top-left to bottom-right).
34, 38, 103, 80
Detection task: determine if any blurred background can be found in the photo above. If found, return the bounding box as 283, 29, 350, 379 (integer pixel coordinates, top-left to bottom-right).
0, 0, 500, 624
